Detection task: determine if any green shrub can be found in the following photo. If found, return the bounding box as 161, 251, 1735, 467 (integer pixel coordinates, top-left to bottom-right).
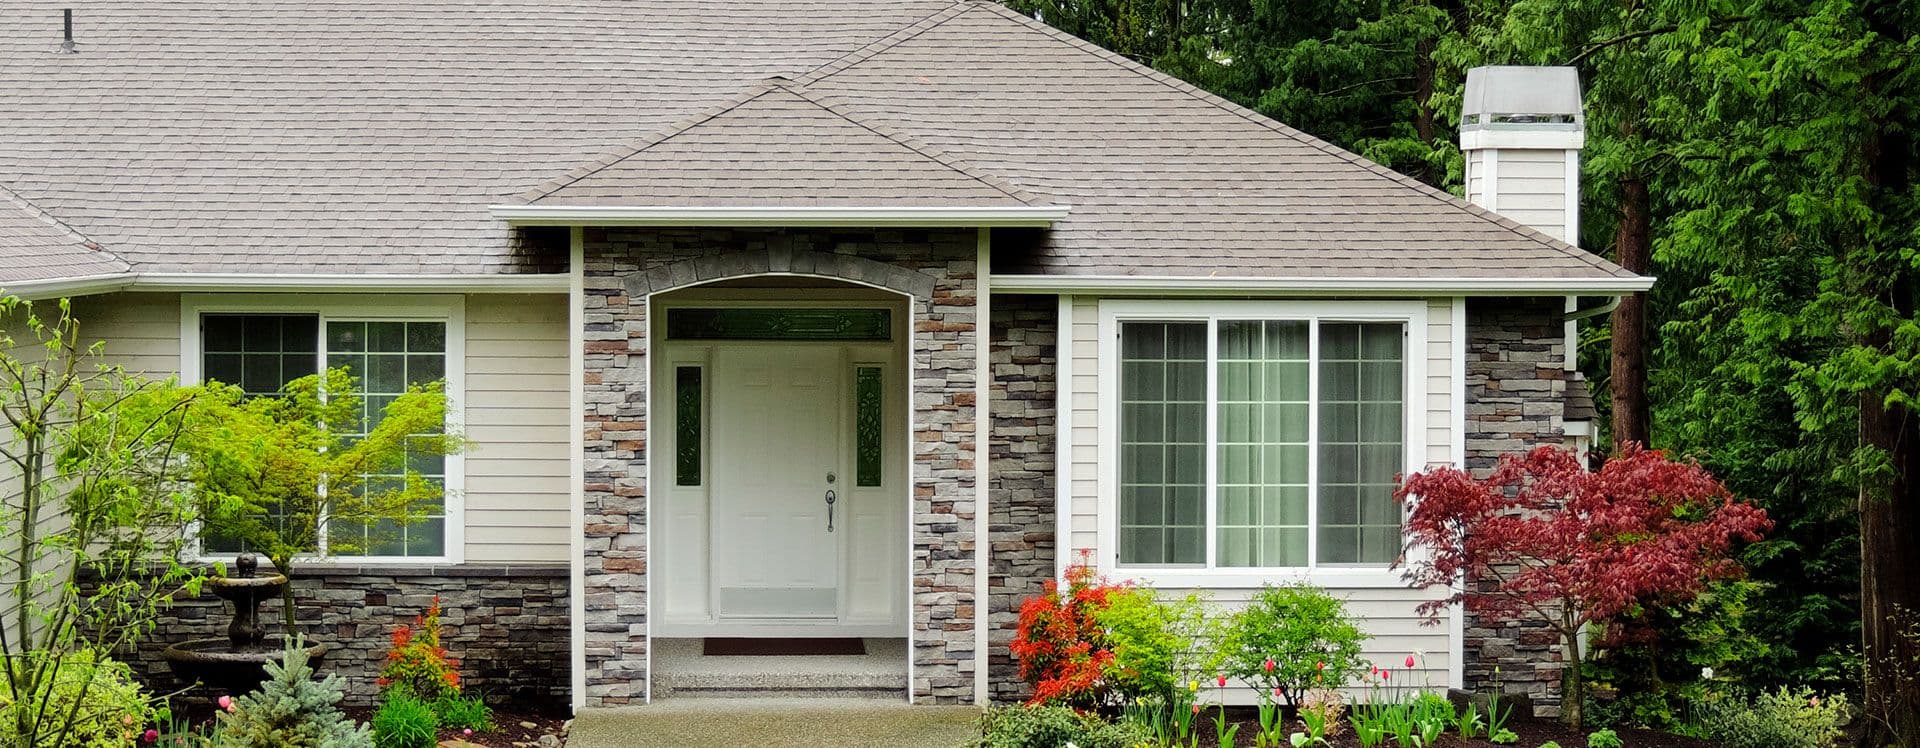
371, 693, 438, 748
1691, 686, 1850, 748
213, 640, 371, 748
376, 598, 461, 702
431, 694, 492, 732
1586, 728, 1623, 748
975, 705, 1150, 748
1091, 585, 1217, 702
1216, 583, 1367, 703
0, 650, 157, 748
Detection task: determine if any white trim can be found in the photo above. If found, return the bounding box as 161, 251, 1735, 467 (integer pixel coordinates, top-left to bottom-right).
973, 228, 992, 707
1094, 299, 1429, 587
988, 274, 1654, 295
4, 272, 568, 299
567, 228, 588, 712
489, 204, 1069, 228
1054, 295, 1074, 582
1449, 297, 1468, 690
1565, 149, 1582, 246
178, 293, 468, 566
1460, 128, 1586, 151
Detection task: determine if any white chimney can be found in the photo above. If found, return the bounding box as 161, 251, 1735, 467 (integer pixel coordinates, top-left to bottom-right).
1460, 65, 1585, 245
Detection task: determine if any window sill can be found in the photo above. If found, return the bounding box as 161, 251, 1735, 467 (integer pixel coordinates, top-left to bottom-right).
1102, 566, 1419, 590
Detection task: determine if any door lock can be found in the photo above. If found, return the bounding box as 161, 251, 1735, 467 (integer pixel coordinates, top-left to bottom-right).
825, 488, 837, 533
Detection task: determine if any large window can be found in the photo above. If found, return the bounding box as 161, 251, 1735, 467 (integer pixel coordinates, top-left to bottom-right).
1112, 305, 1411, 570
192, 299, 459, 561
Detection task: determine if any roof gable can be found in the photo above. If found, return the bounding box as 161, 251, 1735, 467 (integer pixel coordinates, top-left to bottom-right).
519, 79, 1042, 209
0, 185, 126, 286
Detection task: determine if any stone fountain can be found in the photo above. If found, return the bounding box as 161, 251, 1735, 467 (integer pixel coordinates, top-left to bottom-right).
163, 553, 329, 693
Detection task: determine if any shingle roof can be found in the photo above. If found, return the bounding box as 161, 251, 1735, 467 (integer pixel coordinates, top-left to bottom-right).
0, 0, 1638, 285
520, 79, 1042, 208
0, 185, 128, 286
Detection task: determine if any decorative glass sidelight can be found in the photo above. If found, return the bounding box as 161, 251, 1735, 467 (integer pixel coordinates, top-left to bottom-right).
854, 366, 884, 487
675, 365, 702, 486
666, 308, 891, 341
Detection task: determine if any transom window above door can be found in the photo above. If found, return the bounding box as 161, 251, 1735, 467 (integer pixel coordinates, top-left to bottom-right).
666, 308, 892, 341
1107, 302, 1418, 572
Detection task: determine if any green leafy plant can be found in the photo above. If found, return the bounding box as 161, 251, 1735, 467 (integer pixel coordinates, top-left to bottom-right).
0, 650, 159, 748
1488, 727, 1518, 744
1094, 585, 1218, 703
1255, 685, 1287, 748
1288, 687, 1345, 747
1217, 584, 1368, 707
975, 704, 1150, 748
0, 297, 211, 747
431, 694, 492, 733
1209, 679, 1240, 748
371, 693, 438, 748
1349, 699, 1391, 748
212, 638, 371, 748
1486, 682, 1515, 738
1537, 742, 1561, 748
191, 366, 464, 630
1457, 700, 1484, 740
1689, 686, 1850, 748
376, 597, 461, 702
1586, 728, 1623, 748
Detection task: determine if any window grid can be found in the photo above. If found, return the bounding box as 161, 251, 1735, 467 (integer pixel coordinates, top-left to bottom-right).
1117, 317, 1405, 570
1117, 322, 1207, 565
200, 314, 319, 554
325, 321, 448, 558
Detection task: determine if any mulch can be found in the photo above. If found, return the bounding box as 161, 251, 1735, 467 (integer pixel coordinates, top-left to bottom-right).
340, 704, 570, 747
1188, 711, 1714, 748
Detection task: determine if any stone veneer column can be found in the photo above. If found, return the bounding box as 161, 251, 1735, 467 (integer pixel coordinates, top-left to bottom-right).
986, 295, 1057, 704
1463, 298, 1573, 716
578, 227, 983, 706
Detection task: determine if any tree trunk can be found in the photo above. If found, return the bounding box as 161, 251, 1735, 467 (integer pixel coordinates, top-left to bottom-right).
1610, 167, 1652, 452
1561, 621, 1585, 730
1860, 4, 1920, 740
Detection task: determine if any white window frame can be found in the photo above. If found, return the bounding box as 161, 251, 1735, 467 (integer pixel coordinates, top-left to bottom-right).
1096, 299, 1428, 588
180, 293, 467, 566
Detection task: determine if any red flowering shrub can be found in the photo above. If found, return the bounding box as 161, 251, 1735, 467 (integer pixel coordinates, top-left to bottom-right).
1009, 560, 1127, 708
1396, 445, 1772, 728
375, 596, 462, 702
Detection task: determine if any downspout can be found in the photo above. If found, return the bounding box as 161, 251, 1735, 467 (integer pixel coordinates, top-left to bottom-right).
974, 228, 992, 708
1564, 295, 1622, 321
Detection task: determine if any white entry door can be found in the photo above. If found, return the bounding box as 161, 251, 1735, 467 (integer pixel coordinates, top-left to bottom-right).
710, 345, 843, 619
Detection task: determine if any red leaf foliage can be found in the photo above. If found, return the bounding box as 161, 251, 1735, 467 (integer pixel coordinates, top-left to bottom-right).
1395, 445, 1772, 640
1009, 559, 1126, 707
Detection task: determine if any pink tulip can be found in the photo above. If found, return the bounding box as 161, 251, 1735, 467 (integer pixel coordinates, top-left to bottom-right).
1217, 675, 1228, 688
1263, 658, 1276, 673
142, 729, 158, 743
1273, 687, 1284, 698
1405, 655, 1417, 668
1191, 704, 1201, 715
464, 728, 474, 736
1383, 670, 1392, 681
1315, 661, 1326, 671
218, 694, 235, 713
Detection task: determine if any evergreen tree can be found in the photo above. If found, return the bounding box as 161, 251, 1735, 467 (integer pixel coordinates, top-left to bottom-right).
213, 640, 372, 748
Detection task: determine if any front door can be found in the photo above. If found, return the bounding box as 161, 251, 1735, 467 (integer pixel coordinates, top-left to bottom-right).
709, 344, 843, 620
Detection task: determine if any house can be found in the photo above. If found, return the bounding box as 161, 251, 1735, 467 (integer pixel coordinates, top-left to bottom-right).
0, 1, 1646, 713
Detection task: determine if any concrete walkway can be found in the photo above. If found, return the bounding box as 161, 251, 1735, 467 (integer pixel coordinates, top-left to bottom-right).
566, 698, 981, 748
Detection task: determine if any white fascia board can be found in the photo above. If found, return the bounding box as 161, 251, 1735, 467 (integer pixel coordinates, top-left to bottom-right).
989, 274, 1655, 296
489, 204, 1070, 228
1460, 129, 1586, 151
4, 272, 569, 300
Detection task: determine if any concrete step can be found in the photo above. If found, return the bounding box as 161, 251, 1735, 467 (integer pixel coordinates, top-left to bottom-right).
654, 670, 907, 699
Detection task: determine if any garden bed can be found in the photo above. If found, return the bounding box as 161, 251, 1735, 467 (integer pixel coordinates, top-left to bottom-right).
1180, 710, 1712, 748
340, 703, 569, 747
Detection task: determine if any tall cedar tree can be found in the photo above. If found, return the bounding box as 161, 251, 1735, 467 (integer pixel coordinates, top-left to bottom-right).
1396, 446, 1771, 729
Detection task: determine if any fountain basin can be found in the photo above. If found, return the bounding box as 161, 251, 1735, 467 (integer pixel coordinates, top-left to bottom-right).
163, 635, 329, 694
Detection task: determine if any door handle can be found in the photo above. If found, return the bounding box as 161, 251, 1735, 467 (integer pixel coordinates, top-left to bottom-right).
824, 489, 837, 533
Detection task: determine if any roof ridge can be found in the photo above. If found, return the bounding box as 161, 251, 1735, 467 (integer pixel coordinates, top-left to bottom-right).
512, 81, 786, 204
0, 181, 131, 273
794, 1, 975, 87
872, 1, 1633, 279
775, 79, 1044, 206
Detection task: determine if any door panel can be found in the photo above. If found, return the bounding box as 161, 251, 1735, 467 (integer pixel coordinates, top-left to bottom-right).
710, 345, 842, 619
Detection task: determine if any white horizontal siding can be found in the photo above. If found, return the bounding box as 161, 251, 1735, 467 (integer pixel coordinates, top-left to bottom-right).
1487, 148, 1571, 243
462, 294, 570, 563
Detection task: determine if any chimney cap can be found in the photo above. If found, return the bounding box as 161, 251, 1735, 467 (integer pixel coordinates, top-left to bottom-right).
1461, 66, 1583, 131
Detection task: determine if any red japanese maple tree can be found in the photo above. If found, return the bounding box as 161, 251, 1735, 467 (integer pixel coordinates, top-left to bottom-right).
1009, 560, 1125, 708
1395, 445, 1771, 728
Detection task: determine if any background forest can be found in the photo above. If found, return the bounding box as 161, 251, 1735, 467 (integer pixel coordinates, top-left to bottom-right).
1000, 0, 1918, 741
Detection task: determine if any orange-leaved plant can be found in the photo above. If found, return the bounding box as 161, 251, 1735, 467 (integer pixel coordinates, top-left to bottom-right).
1009, 554, 1127, 708
375, 595, 462, 701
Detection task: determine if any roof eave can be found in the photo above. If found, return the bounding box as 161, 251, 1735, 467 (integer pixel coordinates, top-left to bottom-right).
2, 272, 569, 300
990, 273, 1656, 296
490, 204, 1070, 228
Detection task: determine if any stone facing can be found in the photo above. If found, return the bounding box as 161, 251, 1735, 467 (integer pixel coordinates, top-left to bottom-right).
580, 227, 982, 706
118, 565, 569, 708
1463, 299, 1573, 716
986, 295, 1057, 704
